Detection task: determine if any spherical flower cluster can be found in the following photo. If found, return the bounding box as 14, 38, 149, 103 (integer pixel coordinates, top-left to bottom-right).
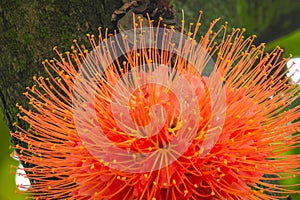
12, 12, 300, 199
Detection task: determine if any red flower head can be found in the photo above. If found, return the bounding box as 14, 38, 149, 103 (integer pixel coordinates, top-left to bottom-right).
12, 12, 300, 199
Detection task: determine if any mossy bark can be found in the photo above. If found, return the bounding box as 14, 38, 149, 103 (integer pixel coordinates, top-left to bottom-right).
0, 0, 122, 136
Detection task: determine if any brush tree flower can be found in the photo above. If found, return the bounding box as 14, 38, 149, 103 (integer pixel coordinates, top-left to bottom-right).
12, 12, 300, 199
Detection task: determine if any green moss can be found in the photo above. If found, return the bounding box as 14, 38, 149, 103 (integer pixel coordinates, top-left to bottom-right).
0, 0, 122, 157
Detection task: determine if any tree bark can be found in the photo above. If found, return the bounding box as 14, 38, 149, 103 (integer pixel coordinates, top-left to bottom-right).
0, 0, 122, 135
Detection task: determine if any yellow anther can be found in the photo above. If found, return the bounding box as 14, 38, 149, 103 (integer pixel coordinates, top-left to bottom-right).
224, 159, 228, 165
51, 144, 56, 150
31, 85, 36, 92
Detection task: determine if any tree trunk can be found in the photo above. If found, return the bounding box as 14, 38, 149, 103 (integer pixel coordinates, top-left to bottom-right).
0, 0, 123, 136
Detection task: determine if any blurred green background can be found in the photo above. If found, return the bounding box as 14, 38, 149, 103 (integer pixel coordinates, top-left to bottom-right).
0, 111, 26, 200
0, 0, 299, 199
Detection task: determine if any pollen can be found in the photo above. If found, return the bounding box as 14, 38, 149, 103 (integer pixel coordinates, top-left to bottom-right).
223, 159, 228, 165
